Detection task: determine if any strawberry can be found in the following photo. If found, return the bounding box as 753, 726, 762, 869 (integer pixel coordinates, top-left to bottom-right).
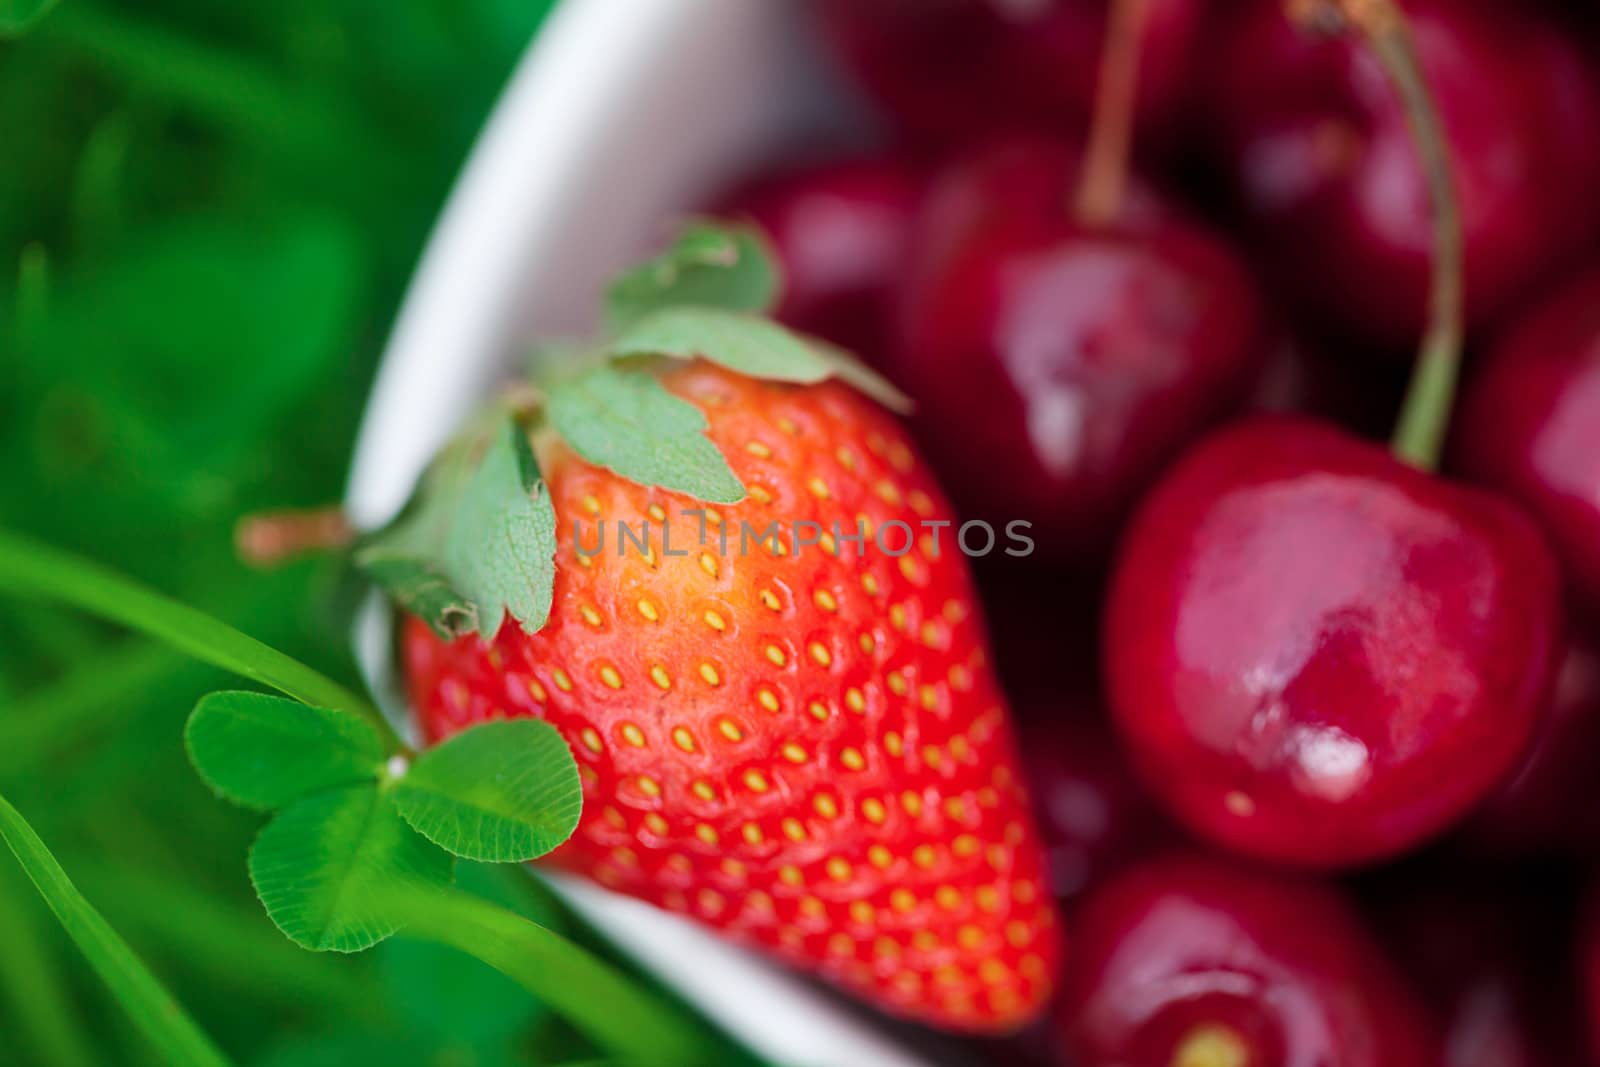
374, 226, 1060, 1032
366, 225, 1062, 1036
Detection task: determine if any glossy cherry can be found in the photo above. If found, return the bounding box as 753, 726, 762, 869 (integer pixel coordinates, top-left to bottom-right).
1208, 0, 1600, 347
1104, 417, 1562, 868
888, 138, 1266, 560
817, 0, 1207, 146
1362, 868, 1586, 1067
712, 154, 922, 364
1060, 854, 1440, 1067
1465, 630, 1600, 854
1454, 267, 1600, 615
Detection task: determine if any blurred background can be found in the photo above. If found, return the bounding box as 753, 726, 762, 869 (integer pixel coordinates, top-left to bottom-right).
0, 3, 613, 1064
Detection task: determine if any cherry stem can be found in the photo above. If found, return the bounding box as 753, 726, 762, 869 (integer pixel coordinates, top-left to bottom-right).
235, 507, 354, 567
1074, 0, 1149, 226
1288, 0, 1465, 470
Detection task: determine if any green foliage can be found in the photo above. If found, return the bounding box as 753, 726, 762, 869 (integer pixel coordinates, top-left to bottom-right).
605, 221, 778, 329
611, 305, 912, 413
0, 0, 60, 37
391, 719, 583, 863
0, 530, 389, 742
546, 363, 746, 505
379, 934, 544, 1050
357, 417, 559, 640
0, 792, 234, 1067
247, 785, 454, 953
383, 887, 714, 1067
185, 692, 385, 811
0, 524, 651, 1061
595, 219, 911, 412
26, 216, 365, 463
0, 862, 100, 1067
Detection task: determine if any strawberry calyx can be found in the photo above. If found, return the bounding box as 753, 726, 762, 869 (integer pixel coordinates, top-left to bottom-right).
356, 222, 910, 643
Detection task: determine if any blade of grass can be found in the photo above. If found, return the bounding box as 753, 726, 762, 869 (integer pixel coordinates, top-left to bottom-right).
0, 864, 100, 1067
0, 529, 396, 748
73, 861, 386, 1023
387, 887, 714, 1067
0, 791, 234, 1067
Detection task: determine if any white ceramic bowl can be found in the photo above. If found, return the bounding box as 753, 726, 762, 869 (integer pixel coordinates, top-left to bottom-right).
345, 2, 952, 1064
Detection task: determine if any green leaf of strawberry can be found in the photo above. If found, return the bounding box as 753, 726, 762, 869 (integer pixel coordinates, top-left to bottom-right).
390, 719, 583, 862
546, 362, 746, 505
185, 691, 385, 811
357, 222, 911, 644
248, 784, 454, 953
356, 416, 558, 640
605, 222, 778, 329
609, 306, 911, 414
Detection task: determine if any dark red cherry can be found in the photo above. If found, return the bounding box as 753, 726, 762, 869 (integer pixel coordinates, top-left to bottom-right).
1104, 417, 1562, 868
1017, 693, 1171, 902
1060, 854, 1440, 1067
817, 0, 1207, 146
1464, 630, 1600, 854
889, 138, 1265, 560
1208, 0, 1600, 347
975, 565, 1170, 901
1362, 867, 1586, 1067
1454, 267, 1600, 615
712, 154, 923, 363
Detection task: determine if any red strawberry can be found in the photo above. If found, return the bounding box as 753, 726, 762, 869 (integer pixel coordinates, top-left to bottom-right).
401, 360, 1060, 1031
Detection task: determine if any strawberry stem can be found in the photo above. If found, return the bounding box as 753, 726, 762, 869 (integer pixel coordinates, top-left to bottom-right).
235, 507, 355, 567
1288, 0, 1465, 470
1074, 0, 1149, 226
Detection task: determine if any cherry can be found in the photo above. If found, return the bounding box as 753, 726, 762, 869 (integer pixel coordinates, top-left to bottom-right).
1059, 854, 1440, 1067
1016, 689, 1172, 902
1453, 267, 1600, 616
1361, 866, 1587, 1067
1104, 417, 1563, 868
1464, 630, 1600, 854
1105, 0, 1563, 870
817, 0, 1208, 147
711, 154, 923, 365
972, 565, 1170, 900
1207, 0, 1600, 348
887, 136, 1265, 559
